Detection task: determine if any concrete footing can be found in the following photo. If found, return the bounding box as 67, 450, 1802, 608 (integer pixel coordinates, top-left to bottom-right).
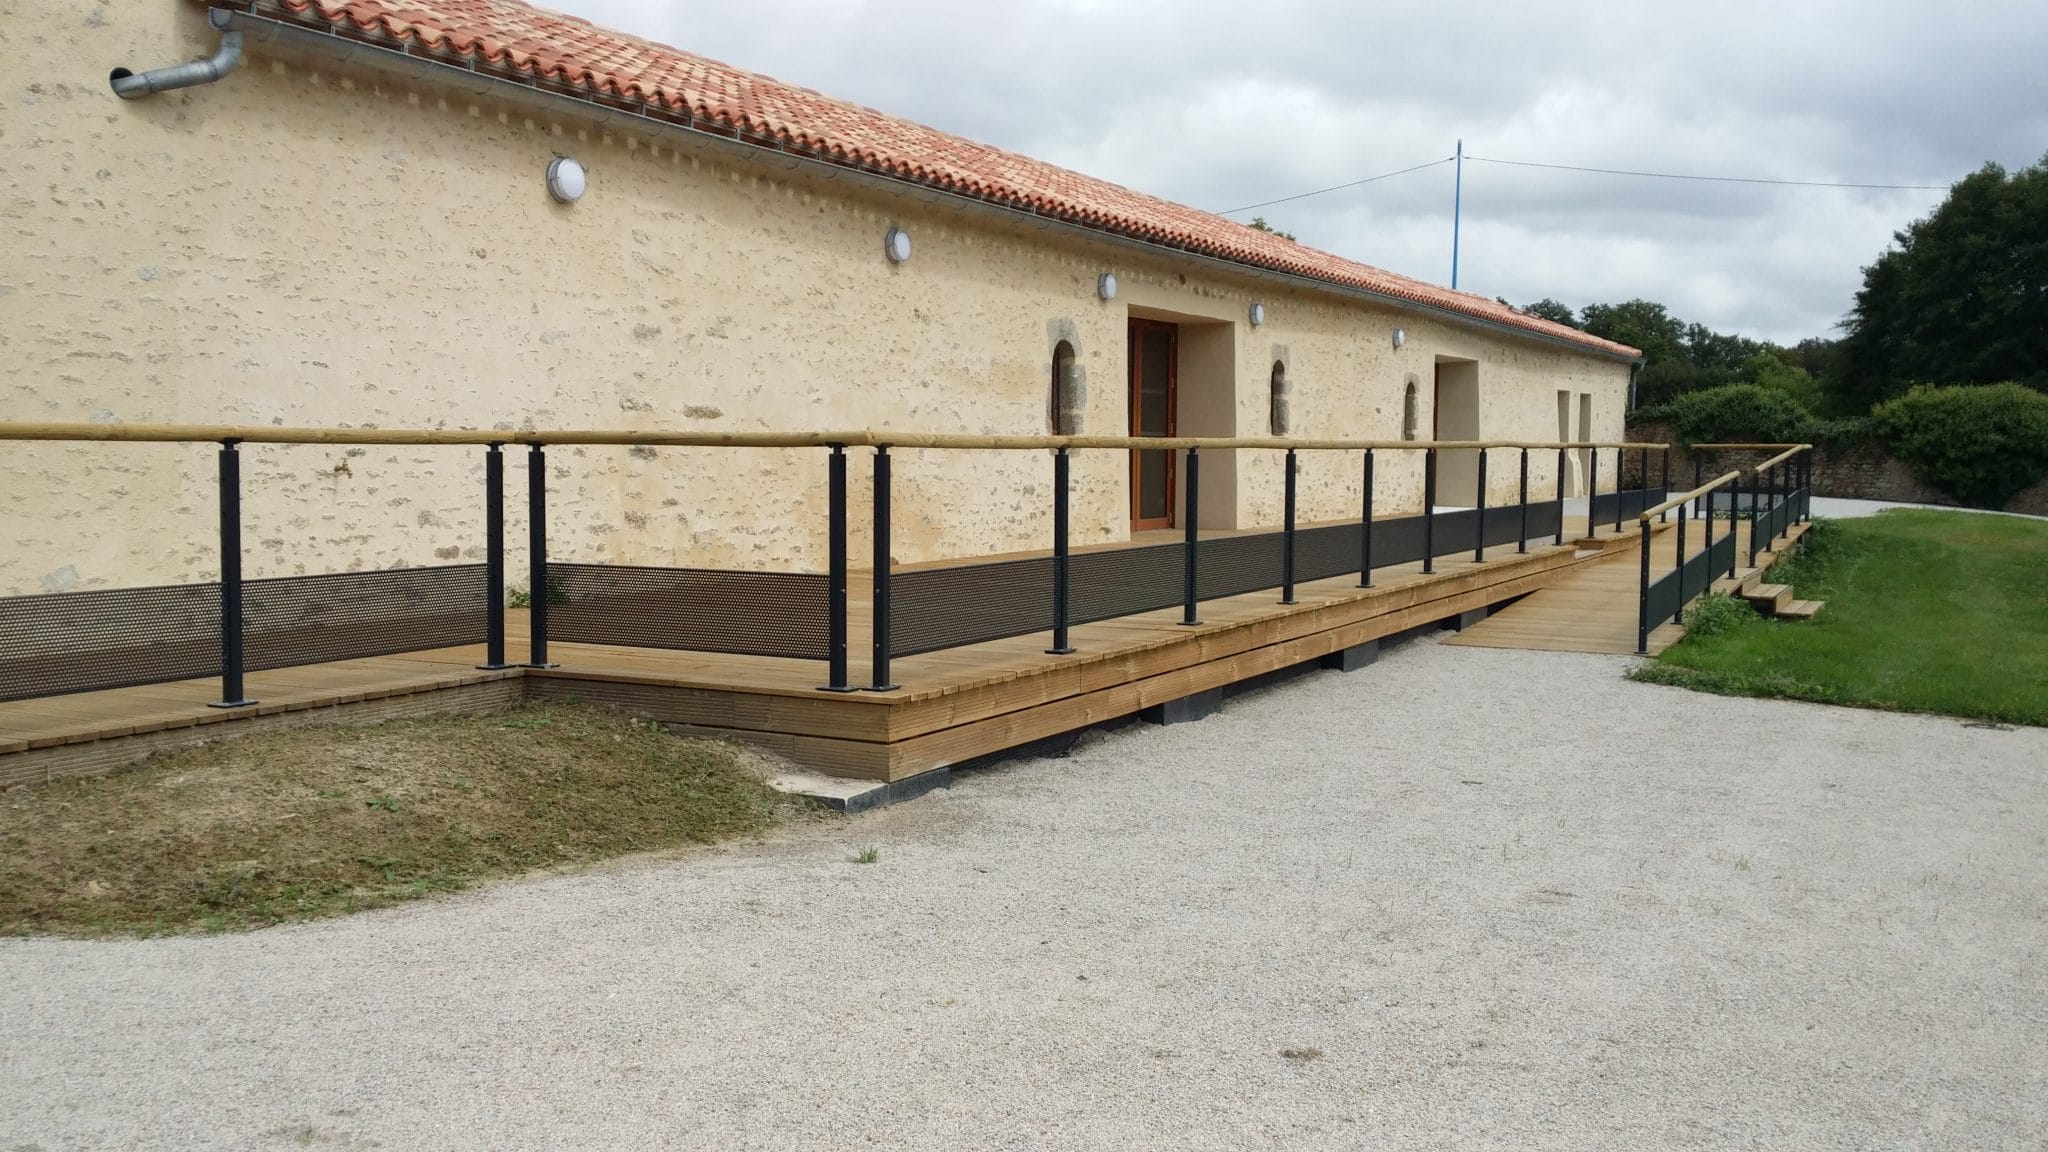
1139, 687, 1223, 726
767, 767, 952, 813
1318, 640, 1381, 672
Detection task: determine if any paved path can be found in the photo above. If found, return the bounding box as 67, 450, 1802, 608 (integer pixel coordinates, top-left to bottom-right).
4, 639, 2044, 1150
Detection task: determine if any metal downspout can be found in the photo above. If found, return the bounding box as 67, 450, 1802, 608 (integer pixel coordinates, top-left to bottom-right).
110, 7, 243, 99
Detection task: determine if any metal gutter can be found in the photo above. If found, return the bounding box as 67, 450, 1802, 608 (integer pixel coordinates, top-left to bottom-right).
212, 4, 1643, 366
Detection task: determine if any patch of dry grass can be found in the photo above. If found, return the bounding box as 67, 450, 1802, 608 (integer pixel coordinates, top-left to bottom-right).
0, 702, 818, 936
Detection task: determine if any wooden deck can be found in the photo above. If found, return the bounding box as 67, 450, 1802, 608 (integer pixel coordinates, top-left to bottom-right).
1, 522, 1667, 788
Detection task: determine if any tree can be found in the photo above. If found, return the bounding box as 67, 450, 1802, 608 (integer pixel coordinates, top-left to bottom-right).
1739, 350, 1824, 413
1837, 154, 2048, 411
1246, 216, 1297, 242
1520, 298, 1580, 327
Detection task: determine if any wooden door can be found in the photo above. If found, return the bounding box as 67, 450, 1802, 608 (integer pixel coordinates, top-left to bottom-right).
1127, 319, 1178, 530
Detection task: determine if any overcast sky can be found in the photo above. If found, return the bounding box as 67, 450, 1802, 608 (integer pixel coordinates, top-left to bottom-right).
558, 0, 2044, 345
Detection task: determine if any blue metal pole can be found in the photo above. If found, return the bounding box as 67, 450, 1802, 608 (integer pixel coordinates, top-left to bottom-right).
1451, 139, 1463, 290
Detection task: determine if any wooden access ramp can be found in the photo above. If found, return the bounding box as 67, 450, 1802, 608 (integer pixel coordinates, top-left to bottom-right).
1446, 518, 1814, 655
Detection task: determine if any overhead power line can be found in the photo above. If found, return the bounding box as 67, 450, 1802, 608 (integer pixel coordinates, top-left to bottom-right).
1217, 152, 1952, 216
1217, 156, 1454, 215
1463, 155, 1951, 191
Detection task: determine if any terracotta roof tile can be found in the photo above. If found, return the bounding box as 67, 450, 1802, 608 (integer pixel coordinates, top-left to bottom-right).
242, 0, 1639, 359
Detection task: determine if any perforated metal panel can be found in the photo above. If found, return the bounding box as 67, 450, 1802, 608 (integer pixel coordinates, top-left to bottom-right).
890, 556, 1052, 658
0, 564, 489, 704
548, 563, 828, 660
243, 565, 487, 672
1589, 487, 1664, 526
0, 582, 220, 703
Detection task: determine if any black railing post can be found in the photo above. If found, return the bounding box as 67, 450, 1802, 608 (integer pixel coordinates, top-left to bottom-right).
209, 439, 254, 708
1280, 449, 1298, 604
1616, 448, 1629, 535
1359, 449, 1375, 587
1729, 469, 1743, 578
1555, 447, 1567, 546
1473, 447, 1488, 563
1180, 447, 1202, 626
1517, 448, 1529, 554
1692, 453, 1703, 516
1674, 504, 1688, 625
479, 443, 510, 670
1748, 466, 1762, 568
819, 445, 856, 690
1704, 483, 1716, 583
1587, 446, 1599, 541
1636, 510, 1652, 655
1422, 447, 1438, 574
1047, 447, 1075, 654
525, 443, 556, 668
1660, 447, 1671, 522
868, 446, 898, 691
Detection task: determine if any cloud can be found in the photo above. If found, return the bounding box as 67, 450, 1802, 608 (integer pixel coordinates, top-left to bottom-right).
559, 0, 2046, 343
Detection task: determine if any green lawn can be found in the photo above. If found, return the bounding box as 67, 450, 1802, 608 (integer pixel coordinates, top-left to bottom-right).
1632, 510, 2048, 726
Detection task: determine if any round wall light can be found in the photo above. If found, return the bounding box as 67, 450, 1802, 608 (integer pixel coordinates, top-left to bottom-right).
884, 227, 913, 263
1098, 272, 1118, 301
1249, 302, 1267, 327
545, 156, 586, 204
1392, 327, 1406, 350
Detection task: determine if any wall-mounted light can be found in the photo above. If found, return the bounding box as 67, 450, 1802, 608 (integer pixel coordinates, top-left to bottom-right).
884, 227, 913, 263
1098, 272, 1118, 301
1392, 327, 1406, 350
545, 156, 586, 204
1249, 302, 1266, 327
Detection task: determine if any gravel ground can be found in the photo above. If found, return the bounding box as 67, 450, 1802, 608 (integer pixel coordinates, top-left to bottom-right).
4, 638, 2045, 1151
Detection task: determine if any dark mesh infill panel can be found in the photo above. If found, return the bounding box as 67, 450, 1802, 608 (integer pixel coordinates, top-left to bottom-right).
1296, 523, 1364, 584
1432, 509, 1482, 555
890, 556, 1052, 658
0, 582, 220, 703
548, 563, 828, 661
1195, 533, 1285, 601
243, 565, 486, 672
1644, 567, 1684, 628
1589, 487, 1664, 526
1069, 542, 1183, 626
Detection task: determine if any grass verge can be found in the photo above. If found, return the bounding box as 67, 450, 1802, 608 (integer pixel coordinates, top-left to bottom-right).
0, 702, 817, 936
1631, 510, 2048, 725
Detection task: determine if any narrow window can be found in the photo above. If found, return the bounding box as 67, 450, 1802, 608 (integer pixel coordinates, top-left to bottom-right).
1268, 361, 1289, 436
1050, 340, 1078, 435
1402, 378, 1420, 440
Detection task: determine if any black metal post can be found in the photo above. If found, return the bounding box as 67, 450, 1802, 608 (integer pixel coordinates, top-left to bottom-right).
1422, 447, 1438, 574
1636, 510, 1652, 655
1692, 453, 1703, 516
1180, 447, 1202, 625
479, 443, 510, 670
209, 440, 254, 708
1616, 448, 1629, 535
1729, 468, 1743, 578
1660, 447, 1671, 522
1473, 448, 1488, 563
1674, 504, 1688, 625
1280, 449, 1298, 604
869, 446, 898, 691
1704, 482, 1717, 583
1359, 449, 1375, 587
1047, 448, 1075, 654
820, 446, 855, 690
1748, 465, 1762, 568
525, 444, 555, 668
1587, 446, 1599, 541
1555, 447, 1567, 546
1517, 448, 1529, 554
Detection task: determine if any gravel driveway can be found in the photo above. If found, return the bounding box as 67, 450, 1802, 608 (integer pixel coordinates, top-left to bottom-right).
4, 638, 2044, 1151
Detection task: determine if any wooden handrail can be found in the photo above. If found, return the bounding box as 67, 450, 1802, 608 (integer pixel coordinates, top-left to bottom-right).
1689, 442, 1806, 450
1639, 470, 1740, 522
0, 422, 1665, 453
1748, 444, 1809, 475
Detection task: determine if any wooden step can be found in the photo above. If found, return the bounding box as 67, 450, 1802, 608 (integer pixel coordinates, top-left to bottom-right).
1776, 598, 1824, 621
1744, 583, 1793, 616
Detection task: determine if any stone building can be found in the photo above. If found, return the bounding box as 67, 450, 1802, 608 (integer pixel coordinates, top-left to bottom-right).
1, 0, 1640, 596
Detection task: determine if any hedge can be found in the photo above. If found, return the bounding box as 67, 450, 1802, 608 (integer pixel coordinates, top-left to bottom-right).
1871, 384, 2048, 507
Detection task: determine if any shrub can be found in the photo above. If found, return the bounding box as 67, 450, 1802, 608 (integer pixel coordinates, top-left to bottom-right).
1663, 384, 1818, 446
1682, 593, 1757, 639
1871, 383, 2048, 507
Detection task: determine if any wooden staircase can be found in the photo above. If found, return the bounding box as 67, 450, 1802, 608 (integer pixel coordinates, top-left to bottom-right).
1711, 521, 1824, 621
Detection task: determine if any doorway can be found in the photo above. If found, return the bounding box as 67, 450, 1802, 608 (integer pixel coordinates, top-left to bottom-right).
1432, 358, 1481, 506
1128, 318, 1178, 530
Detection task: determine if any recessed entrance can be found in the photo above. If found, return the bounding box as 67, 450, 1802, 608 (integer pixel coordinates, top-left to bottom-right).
1433, 357, 1481, 506
1128, 318, 1178, 530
